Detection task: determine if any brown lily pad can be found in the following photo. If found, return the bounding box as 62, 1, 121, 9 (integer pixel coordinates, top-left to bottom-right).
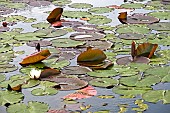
73, 25, 104, 33
40, 68, 60, 78
28, 1, 51, 7
0, 7, 14, 15
118, 33, 144, 40
62, 66, 92, 75
58, 52, 75, 61
70, 32, 105, 41
27, 40, 52, 47
62, 21, 84, 27
116, 56, 150, 65
0, 26, 10, 32
42, 77, 88, 90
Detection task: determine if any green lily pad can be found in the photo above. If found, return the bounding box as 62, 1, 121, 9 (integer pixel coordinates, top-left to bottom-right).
94, 110, 110, 113
113, 85, 152, 96
97, 25, 115, 31
132, 99, 148, 112
5, 15, 26, 22
31, 87, 58, 96
7, 101, 49, 113
0, 43, 13, 53
148, 11, 170, 20
0, 90, 24, 106
41, 29, 67, 38
119, 75, 161, 87
116, 24, 150, 34
0, 52, 14, 64
118, 33, 144, 40
121, 3, 145, 9
0, 74, 5, 82
0, 7, 13, 15
145, 1, 170, 10
27, 40, 52, 47
89, 78, 118, 88
97, 95, 115, 99
28, 1, 51, 7
0, 64, 17, 73
20, 66, 33, 75
63, 11, 92, 18
115, 67, 139, 76
129, 63, 151, 72
24, 18, 37, 23
87, 15, 112, 25
6, 2, 26, 9
88, 7, 113, 14
22, 79, 40, 88
52, 38, 85, 48
142, 90, 170, 104
11, 28, 24, 32
157, 49, 170, 61
148, 22, 170, 31
69, 3, 93, 9
31, 22, 50, 29
87, 69, 118, 78
52, 0, 72, 6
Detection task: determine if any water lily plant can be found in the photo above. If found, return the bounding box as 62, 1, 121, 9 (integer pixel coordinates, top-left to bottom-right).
29, 68, 41, 79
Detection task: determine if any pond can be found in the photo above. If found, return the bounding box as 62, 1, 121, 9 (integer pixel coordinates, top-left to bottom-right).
0, 0, 170, 113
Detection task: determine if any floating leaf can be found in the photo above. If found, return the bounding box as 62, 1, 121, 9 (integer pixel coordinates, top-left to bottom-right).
28, 1, 51, 7
97, 95, 114, 99
0, 74, 5, 82
52, 0, 71, 6
148, 22, 170, 31
40, 69, 60, 78
0, 64, 18, 73
87, 15, 112, 25
19, 49, 51, 65
5, 15, 26, 22
69, 3, 93, 9
88, 7, 112, 14
63, 11, 92, 18
0, 90, 24, 106
41, 29, 67, 38
22, 79, 40, 88
148, 11, 170, 20
47, 8, 63, 24
31, 87, 58, 96
118, 33, 144, 40
27, 40, 52, 47
94, 110, 110, 113
121, 3, 144, 9
31, 22, 50, 29
7, 101, 49, 113
73, 25, 104, 33
0, 7, 13, 15
145, 1, 170, 10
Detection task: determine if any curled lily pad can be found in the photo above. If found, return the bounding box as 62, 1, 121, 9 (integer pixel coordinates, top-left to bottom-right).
69, 3, 93, 9
87, 15, 112, 25
148, 11, 170, 20
148, 22, 170, 31
121, 3, 145, 9
63, 11, 91, 18
0, 64, 18, 73
31, 22, 50, 29
42, 77, 88, 90
52, 38, 85, 48
0, 90, 24, 106
88, 7, 112, 14
0, 7, 13, 15
62, 66, 92, 75
27, 40, 52, 47
73, 25, 104, 33
52, 0, 71, 6
28, 1, 51, 7
118, 33, 144, 40
7, 101, 49, 113
70, 32, 105, 41
89, 78, 118, 88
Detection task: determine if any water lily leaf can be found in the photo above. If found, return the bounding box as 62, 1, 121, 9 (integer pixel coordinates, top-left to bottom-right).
116, 24, 150, 34
22, 79, 40, 88
0, 26, 10, 32
7, 101, 49, 113
132, 99, 148, 112
69, 3, 93, 9
62, 66, 92, 75
6, 2, 26, 9
5, 15, 26, 22
77, 48, 106, 65
0, 7, 14, 15
41, 29, 67, 38
47, 109, 71, 113
89, 78, 118, 88
47, 8, 63, 24
52, 0, 71, 6
87, 68, 118, 78
87, 15, 112, 25
142, 90, 170, 104
31, 22, 50, 29
148, 22, 170, 31
62, 21, 84, 27
129, 63, 151, 72
88, 7, 112, 14
0, 64, 18, 73
73, 25, 104, 33
40, 69, 60, 78
94, 110, 110, 113
63, 86, 97, 100
70, 32, 105, 41
0, 90, 24, 106
97, 95, 115, 99
118, 33, 144, 40
31, 87, 58, 96
0, 74, 5, 82
113, 85, 152, 96
19, 49, 51, 65
28, 1, 51, 7
148, 11, 170, 20
27, 40, 52, 47
63, 11, 92, 18
121, 3, 145, 9
43, 77, 88, 90
97, 25, 115, 31
0, 43, 12, 53
145, 1, 170, 10
52, 38, 85, 48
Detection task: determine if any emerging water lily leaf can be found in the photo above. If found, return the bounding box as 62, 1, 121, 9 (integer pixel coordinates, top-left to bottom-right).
47, 8, 63, 24
7, 84, 22, 92
40, 68, 60, 78
7, 101, 49, 113
19, 49, 51, 65
77, 47, 107, 65
63, 86, 97, 100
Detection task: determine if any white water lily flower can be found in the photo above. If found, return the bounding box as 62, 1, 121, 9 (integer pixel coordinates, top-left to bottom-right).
29, 68, 41, 79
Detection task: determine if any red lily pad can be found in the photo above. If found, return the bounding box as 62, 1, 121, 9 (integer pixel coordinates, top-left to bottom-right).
0, 7, 14, 15
70, 32, 105, 41
116, 56, 150, 65
27, 40, 52, 47
63, 86, 97, 100
29, 1, 51, 7
42, 77, 88, 90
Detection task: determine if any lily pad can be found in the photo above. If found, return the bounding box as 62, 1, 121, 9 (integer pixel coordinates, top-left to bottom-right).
52, 0, 72, 6
22, 79, 40, 88
41, 29, 67, 38
6, 2, 26, 9
62, 21, 84, 27
0, 7, 14, 15
28, 1, 51, 7
0, 43, 12, 53
121, 3, 145, 9
0, 74, 5, 82
118, 33, 144, 40
89, 78, 118, 88
52, 38, 85, 48
148, 11, 170, 20
31, 87, 58, 96
0, 90, 24, 106
148, 22, 170, 31
31, 22, 50, 29
62, 66, 92, 75
88, 7, 113, 14
145, 1, 170, 10
87, 15, 112, 25
73, 25, 104, 33
142, 90, 170, 104
63, 11, 92, 18
7, 101, 49, 113
27, 40, 52, 47
5, 15, 26, 22
69, 3, 93, 9
0, 64, 17, 73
